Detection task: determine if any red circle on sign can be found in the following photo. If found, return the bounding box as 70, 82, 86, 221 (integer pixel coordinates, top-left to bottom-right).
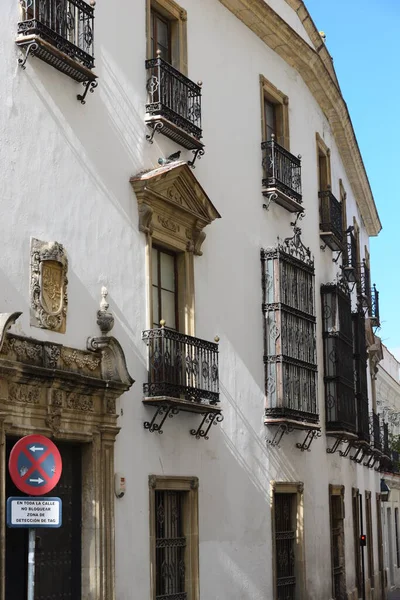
9, 435, 62, 496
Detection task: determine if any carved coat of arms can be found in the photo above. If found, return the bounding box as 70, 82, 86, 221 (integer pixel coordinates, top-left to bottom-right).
30, 238, 68, 332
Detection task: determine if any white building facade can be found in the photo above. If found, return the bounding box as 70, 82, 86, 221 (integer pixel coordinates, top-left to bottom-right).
0, 0, 387, 599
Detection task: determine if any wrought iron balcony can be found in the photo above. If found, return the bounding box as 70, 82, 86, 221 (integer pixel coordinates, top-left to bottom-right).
142, 326, 222, 438
370, 284, 380, 328
319, 189, 344, 252
342, 228, 358, 284
261, 135, 302, 212
382, 421, 390, 458
370, 412, 382, 453
145, 55, 203, 151
358, 260, 372, 312
16, 0, 97, 99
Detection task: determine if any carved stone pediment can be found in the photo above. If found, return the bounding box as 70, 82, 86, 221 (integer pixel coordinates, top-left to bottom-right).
130, 161, 220, 255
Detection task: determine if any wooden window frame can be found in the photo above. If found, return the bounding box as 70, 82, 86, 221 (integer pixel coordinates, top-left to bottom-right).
260, 75, 290, 149
316, 132, 332, 192
271, 482, 305, 600
376, 493, 384, 594
152, 245, 179, 330
150, 8, 172, 63
365, 491, 375, 589
329, 485, 346, 599
149, 475, 199, 600
146, 0, 188, 74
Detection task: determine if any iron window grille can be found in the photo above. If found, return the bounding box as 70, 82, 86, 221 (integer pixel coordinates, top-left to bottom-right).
145, 54, 203, 150
352, 311, 369, 443
155, 490, 187, 600
370, 412, 382, 452
142, 326, 219, 405
370, 284, 380, 328
274, 493, 297, 600
261, 228, 318, 425
321, 280, 356, 435
17, 0, 96, 85
358, 260, 372, 313
382, 421, 390, 458
319, 189, 344, 252
261, 135, 302, 212
342, 228, 358, 284
330, 492, 346, 600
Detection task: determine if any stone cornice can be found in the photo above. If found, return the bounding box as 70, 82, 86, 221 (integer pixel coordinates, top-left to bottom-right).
218, 0, 381, 236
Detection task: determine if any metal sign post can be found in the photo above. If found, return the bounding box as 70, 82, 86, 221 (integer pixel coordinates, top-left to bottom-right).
28, 528, 35, 600
7, 435, 63, 600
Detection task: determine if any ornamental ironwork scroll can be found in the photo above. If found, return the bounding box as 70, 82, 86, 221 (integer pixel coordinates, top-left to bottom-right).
261, 228, 318, 423
30, 238, 68, 333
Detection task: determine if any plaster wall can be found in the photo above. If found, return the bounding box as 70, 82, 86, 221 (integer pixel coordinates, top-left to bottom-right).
0, 0, 380, 598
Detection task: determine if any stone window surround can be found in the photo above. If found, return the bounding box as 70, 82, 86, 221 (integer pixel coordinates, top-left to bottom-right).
260, 75, 290, 150
146, 0, 188, 75
130, 162, 221, 337
148, 475, 199, 600
0, 312, 133, 600
329, 484, 346, 599
271, 481, 305, 600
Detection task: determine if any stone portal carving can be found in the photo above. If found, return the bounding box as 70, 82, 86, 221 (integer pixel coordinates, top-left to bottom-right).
30, 238, 68, 333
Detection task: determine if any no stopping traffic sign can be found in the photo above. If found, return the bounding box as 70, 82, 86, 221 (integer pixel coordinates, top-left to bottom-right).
9, 435, 62, 496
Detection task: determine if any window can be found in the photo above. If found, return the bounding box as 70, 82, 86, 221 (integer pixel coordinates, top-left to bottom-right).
150, 9, 172, 62
316, 133, 331, 192
353, 310, 369, 441
339, 180, 348, 232
261, 229, 318, 425
152, 247, 178, 330
149, 476, 199, 600
395, 508, 400, 568
365, 491, 374, 589
146, 0, 188, 74
321, 281, 356, 434
272, 482, 305, 600
329, 485, 346, 599
352, 489, 362, 595
260, 76, 289, 148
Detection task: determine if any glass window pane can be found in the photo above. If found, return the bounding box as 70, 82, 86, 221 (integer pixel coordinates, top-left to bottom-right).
160, 252, 175, 292
161, 290, 176, 329
156, 17, 169, 51
264, 100, 276, 140
152, 286, 159, 327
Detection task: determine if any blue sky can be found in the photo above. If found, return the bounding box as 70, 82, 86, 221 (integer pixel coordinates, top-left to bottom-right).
304, 0, 399, 355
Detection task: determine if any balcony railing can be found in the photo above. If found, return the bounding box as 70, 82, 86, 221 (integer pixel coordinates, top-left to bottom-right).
358, 260, 372, 312
382, 422, 390, 457
319, 189, 344, 251
145, 55, 203, 150
16, 0, 96, 85
261, 135, 302, 212
370, 284, 380, 328
371, 412, 382, 452
342, 228, 358, 284
142, 327, 219, 406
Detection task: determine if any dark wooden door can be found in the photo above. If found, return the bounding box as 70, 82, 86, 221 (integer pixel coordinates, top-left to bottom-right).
6, 438, 82, 600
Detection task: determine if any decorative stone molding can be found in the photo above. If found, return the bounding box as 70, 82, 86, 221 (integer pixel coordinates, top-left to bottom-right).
30, 238, 68, 332
218, 0, 381, 236
9, 383, 40, 405
61, 348, 101, 372
96, 287, 115, 335
130, 161, 221, 256
0, 311, 133, 600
